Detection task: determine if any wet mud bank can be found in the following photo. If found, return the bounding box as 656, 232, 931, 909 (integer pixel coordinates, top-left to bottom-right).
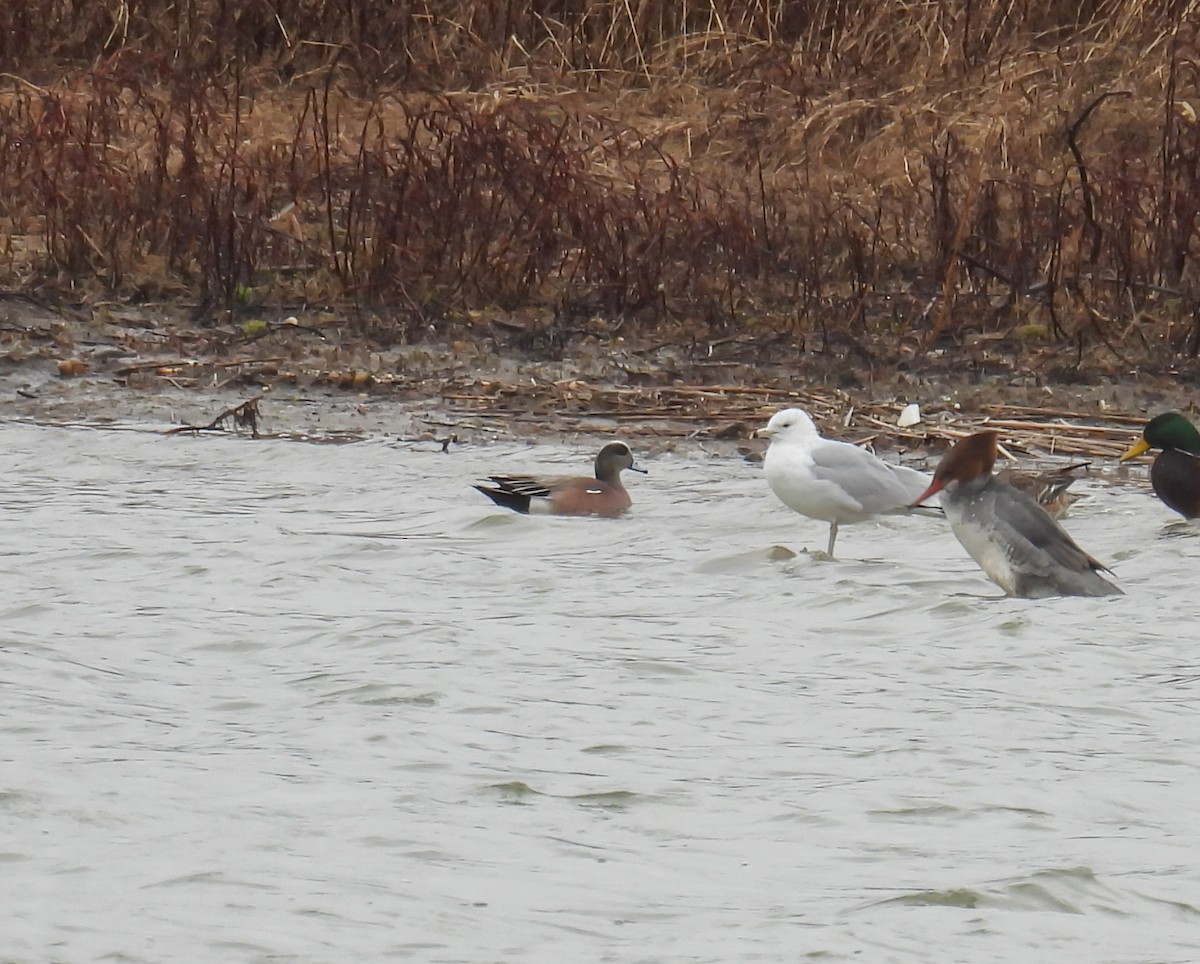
0, 296, 1192, 472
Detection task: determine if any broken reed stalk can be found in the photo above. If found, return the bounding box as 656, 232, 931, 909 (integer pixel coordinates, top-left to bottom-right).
440, 378, 1149, 459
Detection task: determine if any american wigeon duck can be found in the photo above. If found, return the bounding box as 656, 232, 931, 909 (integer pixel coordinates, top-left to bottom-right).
474, 442, 646, 517
1119, 412, 1200, 518
913, 431, 1121, 597
755, 407, 933, 557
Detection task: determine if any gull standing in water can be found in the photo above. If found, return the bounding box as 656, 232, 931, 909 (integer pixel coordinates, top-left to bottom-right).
756, 407, 934, 557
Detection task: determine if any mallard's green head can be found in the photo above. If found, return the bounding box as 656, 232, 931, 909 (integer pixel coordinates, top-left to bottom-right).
1121, 412, 1200, 461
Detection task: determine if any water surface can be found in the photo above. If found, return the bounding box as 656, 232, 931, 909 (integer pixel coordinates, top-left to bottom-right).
3, 421, 1198, 962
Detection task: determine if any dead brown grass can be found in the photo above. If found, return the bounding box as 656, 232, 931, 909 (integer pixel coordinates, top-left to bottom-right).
1, 0, 1199, 366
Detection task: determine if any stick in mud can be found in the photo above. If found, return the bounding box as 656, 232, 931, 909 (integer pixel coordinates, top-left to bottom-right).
164, 397, 262, 438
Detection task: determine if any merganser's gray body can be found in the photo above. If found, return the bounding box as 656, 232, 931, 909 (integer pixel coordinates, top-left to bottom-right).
940, 474, 1121, 598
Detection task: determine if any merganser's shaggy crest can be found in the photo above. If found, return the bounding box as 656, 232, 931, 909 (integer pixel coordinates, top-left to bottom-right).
1119, 412, 1200, 519
756, 407, 933, 557
474, 442, 645, 517
913, 431, 1121, 598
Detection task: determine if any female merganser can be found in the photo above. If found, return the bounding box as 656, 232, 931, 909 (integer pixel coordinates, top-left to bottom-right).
1119, 412, 1200, 518
913, 431, 1121, 597
474, 442, 646, 517
756, 407, 933, 557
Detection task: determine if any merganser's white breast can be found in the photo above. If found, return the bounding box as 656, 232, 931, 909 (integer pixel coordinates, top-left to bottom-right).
940, 475, 1121, 598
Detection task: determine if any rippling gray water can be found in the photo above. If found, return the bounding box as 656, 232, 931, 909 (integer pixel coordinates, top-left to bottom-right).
4, 420, 1199, 962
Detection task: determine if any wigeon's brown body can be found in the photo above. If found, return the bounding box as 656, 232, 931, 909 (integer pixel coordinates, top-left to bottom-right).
914, 432, 1121, 598
474, 442, 645, 518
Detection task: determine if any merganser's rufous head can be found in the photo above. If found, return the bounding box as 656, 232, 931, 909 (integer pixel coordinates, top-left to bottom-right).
912, 431, 1000, 506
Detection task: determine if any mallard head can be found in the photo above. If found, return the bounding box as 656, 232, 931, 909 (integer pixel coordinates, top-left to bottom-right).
1120, 412, 1200, 461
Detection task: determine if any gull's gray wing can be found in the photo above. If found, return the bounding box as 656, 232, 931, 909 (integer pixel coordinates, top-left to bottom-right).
808, 442, 932, 514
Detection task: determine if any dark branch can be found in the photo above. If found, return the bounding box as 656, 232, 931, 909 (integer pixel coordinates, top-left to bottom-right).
1066, 91, 1132, 263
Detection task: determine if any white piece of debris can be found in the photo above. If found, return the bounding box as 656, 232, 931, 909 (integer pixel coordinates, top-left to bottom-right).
897, 403, 922, 428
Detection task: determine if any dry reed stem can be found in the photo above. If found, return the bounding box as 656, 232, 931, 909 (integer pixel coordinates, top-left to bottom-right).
0, 1, 1194, 368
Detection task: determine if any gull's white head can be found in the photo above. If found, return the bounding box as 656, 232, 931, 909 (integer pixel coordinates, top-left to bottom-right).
755, 407, 822, 444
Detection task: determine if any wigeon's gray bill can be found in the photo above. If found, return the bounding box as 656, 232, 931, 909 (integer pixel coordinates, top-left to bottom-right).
474, 441, 646, 518
755, 406, 933, 558
915, 431, 1121, 598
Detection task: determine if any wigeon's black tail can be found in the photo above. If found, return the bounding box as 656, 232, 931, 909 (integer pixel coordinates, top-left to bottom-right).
474, 484, 531, 514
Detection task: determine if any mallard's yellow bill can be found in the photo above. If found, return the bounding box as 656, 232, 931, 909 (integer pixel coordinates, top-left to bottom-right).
1120, 438, 1151, 462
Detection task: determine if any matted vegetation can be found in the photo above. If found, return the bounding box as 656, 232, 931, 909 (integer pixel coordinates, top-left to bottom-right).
1, 1, 1198, 367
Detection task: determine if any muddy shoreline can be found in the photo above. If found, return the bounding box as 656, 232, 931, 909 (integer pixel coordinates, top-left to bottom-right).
0, 296, 1187, 471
